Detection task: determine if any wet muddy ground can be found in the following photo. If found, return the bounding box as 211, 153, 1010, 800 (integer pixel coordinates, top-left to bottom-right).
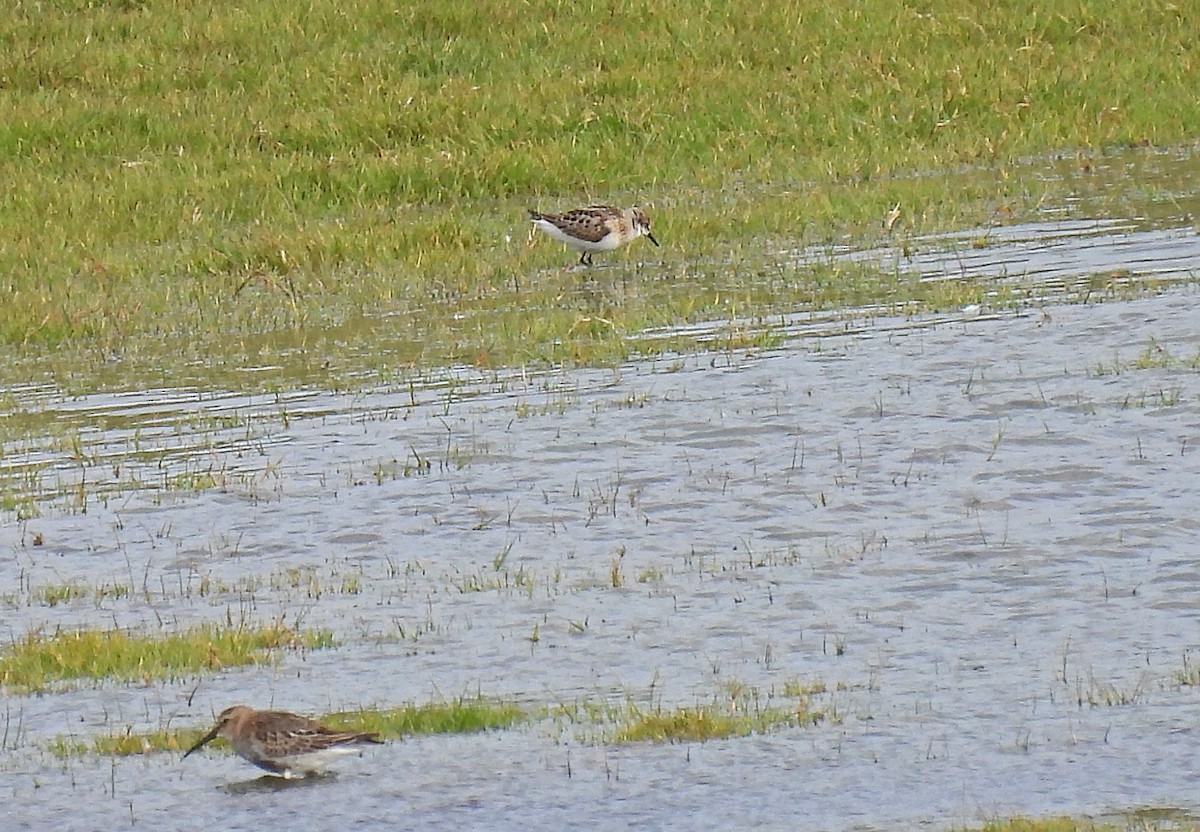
3, 219, 1200, 830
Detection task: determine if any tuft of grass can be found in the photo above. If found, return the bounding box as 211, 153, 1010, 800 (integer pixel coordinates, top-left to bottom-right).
34, 582, 88, 608
0, 622, 335, 692
782, 678, 828, 698
612, 680, 829, 743
324, 697, 527, 738
1074, 672, 1149, 707
962, 821, 1100, 832
49, 727, 202, 758
956, 811, 1198, 832
615, 700, 824, 743
1175, 652, 1200, 687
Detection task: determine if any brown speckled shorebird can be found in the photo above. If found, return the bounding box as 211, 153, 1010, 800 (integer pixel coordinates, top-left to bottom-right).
529, 205, 660, 266
183, 705, 383, 779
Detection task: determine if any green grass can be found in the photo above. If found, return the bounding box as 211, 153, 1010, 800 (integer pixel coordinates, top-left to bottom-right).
33, 581, 88, 607
1, 0, 1198, 388
45, 684, 829, 757
324, 698, 527, 737
49, 726, 201, 758
959, 821, 1106, 832
0, 622, 335, 692
47, 696, 526, 758
556, 679, 832, 743
1176, 652, 1200, 687
955, 815, 1200, 832
615, 700, 824, 743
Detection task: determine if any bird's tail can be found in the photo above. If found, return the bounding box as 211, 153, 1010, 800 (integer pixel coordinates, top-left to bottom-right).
528, 209, 545, 221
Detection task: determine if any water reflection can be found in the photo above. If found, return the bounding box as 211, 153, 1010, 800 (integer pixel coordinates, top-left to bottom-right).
220, 772, 340, 795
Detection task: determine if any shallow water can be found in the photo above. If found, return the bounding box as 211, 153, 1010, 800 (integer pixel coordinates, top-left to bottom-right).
4, 275, 1200, 829
4, 147, 1200, 828
835, 216, 1199, 301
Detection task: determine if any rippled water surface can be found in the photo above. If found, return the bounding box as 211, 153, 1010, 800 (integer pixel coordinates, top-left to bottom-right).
4, 234, 1200, 828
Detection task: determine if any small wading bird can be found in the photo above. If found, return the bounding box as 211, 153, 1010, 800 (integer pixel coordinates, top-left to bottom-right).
183, 705, 383, 779
528, 204, 660, 266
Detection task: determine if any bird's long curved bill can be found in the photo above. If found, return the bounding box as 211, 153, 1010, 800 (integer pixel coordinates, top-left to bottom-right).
646, 232, 660, 246
182, 726, 220, 759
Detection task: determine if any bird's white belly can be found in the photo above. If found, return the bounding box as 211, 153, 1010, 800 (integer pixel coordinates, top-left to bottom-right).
246, 744, 361, 777
277, 744, 360, 777
533, 220, 620, 252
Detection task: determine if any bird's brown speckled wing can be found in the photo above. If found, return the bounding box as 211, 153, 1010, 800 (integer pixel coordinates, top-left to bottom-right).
548, 206, 621, 243
254, 711, 381, 755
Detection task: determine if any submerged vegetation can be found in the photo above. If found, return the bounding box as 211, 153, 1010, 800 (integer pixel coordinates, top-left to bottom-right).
1, 1, 1198, 386
0, 622, 334, 692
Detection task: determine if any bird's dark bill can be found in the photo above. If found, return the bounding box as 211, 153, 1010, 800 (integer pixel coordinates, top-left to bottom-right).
183, 726, 220, 759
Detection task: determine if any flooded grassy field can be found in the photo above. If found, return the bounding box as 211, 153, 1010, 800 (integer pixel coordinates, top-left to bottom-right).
5, 2, 1200, 825
3, 175, 1200, 828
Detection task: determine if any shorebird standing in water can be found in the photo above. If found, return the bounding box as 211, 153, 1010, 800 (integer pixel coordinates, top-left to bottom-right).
528, 204, 660, 266
183, 705, 383, 779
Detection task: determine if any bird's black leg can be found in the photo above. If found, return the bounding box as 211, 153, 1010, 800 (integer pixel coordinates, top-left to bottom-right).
579, 252, 592, 267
